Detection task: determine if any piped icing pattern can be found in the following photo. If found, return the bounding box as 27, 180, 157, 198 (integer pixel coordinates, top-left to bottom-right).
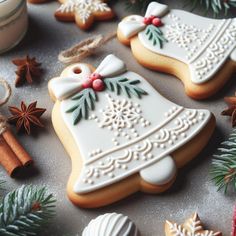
118, 2, 236, 84
49, 54, 211, 194
57, 0, 111, 24
82, 213, 139, 236
165, 213, 222, 236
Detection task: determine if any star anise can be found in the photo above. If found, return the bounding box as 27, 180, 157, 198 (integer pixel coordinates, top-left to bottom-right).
8, 101, 46, 135
221, 95, 236, 127
12, 55, 42, 87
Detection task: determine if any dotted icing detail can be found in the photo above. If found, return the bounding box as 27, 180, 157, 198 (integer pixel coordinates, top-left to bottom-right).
192, 21, 236, 82
89, 94, 151, 148
82, 108, 206, 185
166, 14, 215, 61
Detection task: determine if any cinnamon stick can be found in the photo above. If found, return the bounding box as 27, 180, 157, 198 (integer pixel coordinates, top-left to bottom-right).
0, 135, 22, 177
3, 130, 33, 167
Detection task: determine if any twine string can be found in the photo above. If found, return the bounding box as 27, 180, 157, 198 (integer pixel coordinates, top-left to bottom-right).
58, 32, 117, 64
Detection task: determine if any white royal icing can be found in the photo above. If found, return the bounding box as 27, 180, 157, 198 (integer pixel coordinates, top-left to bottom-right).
231, 48, 236, 62
118, 2, 236, 85
140, 155, 176, 185
49, 55, 211, 194
57, 0, 111, 24
82, 213, 139, 236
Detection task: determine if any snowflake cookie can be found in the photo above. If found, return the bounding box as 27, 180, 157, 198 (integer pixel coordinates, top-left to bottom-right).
48, 54, 215, 208
55, 0, 114, 30
117, 2, 236, 100
165, 213, 222, 236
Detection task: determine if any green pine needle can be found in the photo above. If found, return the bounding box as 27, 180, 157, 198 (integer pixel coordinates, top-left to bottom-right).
0, 185, 56, 236
211, 129, 236, 193
124, 0, 154, 12
145, 25, 167, 48
66, 88, 97, 125
123, 0, 236, 16
104, 77, 148, 98
185, 0, 236, 16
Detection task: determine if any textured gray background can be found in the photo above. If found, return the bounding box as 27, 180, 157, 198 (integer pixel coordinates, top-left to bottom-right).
0, 1, 235, 235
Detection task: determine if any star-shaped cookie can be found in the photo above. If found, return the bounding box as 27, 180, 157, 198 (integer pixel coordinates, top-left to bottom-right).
55, 0, 114, 30
165, 213, 222, 236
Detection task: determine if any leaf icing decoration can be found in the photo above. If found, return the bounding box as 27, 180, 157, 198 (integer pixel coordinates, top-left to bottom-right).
104, 77, 148, 98
67, 78, 147, 125
145, 24, 167, 48
66, 88, 97, 125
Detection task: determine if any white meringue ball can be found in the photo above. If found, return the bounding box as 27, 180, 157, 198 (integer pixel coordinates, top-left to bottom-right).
82, 213, 139, 236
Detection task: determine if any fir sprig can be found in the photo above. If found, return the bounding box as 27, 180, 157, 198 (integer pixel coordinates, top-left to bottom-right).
0, 185, 56, 236
124, 0, 153, 12
66, 88, 97, 125
145, 25, 167, 48
186, 0, 236, 16
123, 0, 236, 16
211, 130, 236, 193
104, 77, 147, 98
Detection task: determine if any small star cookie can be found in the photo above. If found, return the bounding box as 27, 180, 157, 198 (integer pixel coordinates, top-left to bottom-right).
165, 213, 222, 236
55, 0, 114, 30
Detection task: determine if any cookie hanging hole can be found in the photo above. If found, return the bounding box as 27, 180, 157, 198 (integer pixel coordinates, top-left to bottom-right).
73, 67, 82, 74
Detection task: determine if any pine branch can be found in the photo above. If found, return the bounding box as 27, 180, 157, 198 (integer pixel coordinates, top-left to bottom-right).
145, 25, 167, 48
185, 0, 236, 16
211, 129, 236, 193
0, 185, 56, 236
123, 0, 154, 12
66, 88, 97, 125
104, 77, 148, 98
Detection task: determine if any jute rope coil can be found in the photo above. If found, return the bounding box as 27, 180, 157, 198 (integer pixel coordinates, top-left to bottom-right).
58, 32, 117, 64
0, 78, 11, 135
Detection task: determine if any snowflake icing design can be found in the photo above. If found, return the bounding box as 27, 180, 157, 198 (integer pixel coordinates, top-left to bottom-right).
166, 213, 221, 236
58, 0, 111, 23
90, 94, 151, 147
166, 23, 199, 48
165, 14, 215, 60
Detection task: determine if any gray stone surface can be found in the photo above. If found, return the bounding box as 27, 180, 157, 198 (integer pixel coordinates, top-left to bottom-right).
0, 1, 235, 235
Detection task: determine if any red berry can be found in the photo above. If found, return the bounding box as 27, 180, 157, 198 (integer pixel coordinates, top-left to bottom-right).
152, 17, 162, 27
82, 79, 93, 89
143, 17, 152, 25
92, 79, 105, 91
90, 73, 102, 81
149, 15, 156, 20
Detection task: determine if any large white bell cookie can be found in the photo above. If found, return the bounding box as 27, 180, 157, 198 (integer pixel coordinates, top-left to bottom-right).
48, 54, 215, 208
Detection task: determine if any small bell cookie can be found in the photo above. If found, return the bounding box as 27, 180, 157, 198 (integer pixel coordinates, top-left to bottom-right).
117, 2, 236, 100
